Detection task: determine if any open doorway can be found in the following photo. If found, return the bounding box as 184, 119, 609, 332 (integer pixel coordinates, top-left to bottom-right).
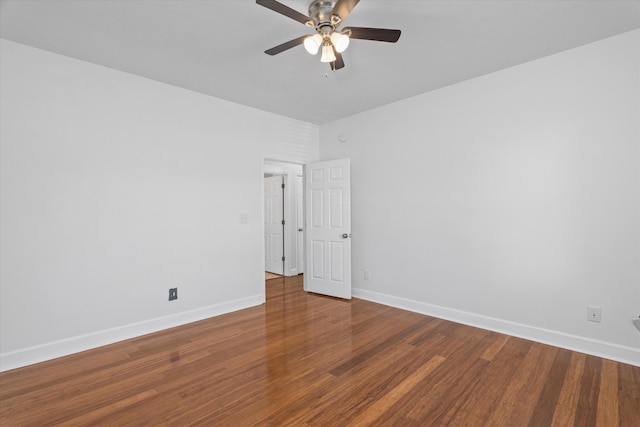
264, 160, 304, 283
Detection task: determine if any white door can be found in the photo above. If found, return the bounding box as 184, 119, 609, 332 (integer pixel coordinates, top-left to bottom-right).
304, 159, 351, 299
296, 174, 304, 275
264, 175, 284, 275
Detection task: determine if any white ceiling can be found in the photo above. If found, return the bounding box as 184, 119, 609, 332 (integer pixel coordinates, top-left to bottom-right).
1, 0, 639, 124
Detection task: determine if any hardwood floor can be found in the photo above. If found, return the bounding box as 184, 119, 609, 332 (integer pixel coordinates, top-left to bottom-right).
1, 275, 638, 426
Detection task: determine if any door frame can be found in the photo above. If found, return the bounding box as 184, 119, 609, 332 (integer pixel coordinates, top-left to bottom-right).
263, 159, 305, 281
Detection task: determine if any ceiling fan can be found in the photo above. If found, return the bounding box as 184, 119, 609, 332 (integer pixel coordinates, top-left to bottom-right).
256, 0, 401, 71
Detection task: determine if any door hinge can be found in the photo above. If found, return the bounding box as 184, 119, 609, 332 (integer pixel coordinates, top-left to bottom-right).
282, 256, 285, 262
282, 220, 285, 225
281, 183, 285, 189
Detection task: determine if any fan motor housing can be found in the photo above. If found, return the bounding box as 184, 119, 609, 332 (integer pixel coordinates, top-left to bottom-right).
308, 0, 336, 26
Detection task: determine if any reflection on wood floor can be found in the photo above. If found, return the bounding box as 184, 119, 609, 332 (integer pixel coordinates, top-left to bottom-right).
265, 271, 282, 281
1, 274, 639, 425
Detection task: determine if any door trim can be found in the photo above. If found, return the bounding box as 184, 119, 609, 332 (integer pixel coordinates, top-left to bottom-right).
263, 160, 305, 282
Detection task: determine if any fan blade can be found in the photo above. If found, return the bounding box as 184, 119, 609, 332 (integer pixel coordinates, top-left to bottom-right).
256, 0, 312, 25
344, 27, 401, 42
265, 35, 307, 55
330, 47, 345, 71
331, 0, 360, 22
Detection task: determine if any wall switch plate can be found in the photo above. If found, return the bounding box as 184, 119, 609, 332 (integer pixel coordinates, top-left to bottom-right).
364, 270, 370, 280
239, 214, 249, 224
169, 288, 178, 301
587, 306, 601, 322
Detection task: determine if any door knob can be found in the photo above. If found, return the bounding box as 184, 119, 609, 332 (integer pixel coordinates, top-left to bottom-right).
342, 233, 351, 239
298, 228, 303, 232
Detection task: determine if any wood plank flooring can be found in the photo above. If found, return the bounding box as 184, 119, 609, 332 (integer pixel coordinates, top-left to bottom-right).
1, 275, 638, 426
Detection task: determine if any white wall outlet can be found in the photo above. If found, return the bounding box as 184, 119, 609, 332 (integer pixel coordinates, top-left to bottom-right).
239, 214, 249, 224
364, 269, 370, 280
587, 306, 601, 323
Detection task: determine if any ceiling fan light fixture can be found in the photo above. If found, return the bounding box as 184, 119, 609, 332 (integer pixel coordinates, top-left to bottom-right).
257, 0, 402, 70
320, 43, 336, 63
330, 31, 350, 53
304, 33, 323, 55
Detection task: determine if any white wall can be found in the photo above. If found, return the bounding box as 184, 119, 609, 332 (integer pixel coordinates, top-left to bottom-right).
320, 30, 640, 365
0, 39, 319, 371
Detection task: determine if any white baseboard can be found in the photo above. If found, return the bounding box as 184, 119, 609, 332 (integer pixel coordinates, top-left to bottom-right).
353, 287, 640, 367
0, 294, 264, 372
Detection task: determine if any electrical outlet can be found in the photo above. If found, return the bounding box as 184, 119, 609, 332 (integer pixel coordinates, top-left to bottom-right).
364, 270, 370, 280
239, 214, 249, 224
169, 288, 178, 301
587, 306, 601, 323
